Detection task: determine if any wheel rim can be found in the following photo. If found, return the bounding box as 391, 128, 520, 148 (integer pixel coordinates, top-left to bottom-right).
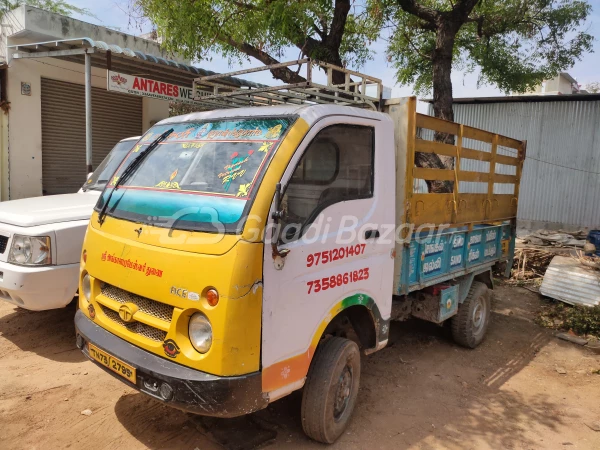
472, 297, 487, 336
333, 364, 353, 420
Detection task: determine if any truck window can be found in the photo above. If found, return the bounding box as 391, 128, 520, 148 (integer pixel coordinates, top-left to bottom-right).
281, 124, 374, 241
290, 140, 339, 184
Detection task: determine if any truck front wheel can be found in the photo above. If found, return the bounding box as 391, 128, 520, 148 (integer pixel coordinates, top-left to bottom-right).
301, 336, 361, 444
451, 281, 491, 348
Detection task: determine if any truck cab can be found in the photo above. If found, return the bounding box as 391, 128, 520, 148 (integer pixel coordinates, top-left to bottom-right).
0, 136, 139, 310
75, 96, 524, 443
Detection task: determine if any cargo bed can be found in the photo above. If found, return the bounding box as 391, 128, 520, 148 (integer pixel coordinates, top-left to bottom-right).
385, 97, 525, 296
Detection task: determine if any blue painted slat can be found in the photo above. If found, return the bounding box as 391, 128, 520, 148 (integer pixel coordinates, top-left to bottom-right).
399, 222, 514, 294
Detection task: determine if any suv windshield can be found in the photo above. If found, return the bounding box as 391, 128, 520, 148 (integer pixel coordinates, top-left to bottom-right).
96, 117, 294, 233
83, 139, 138, 191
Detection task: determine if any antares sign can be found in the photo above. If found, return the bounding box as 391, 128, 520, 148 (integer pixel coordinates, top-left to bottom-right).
107, 71, 199, 104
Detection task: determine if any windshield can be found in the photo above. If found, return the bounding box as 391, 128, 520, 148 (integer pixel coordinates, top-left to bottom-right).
96, 117, 295, 233
83, 140, 138, 191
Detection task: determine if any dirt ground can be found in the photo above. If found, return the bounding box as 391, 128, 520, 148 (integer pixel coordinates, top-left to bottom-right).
1, 285, 599, 450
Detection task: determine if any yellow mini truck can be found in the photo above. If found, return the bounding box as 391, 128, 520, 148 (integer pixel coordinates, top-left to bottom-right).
75, 66, 525, 444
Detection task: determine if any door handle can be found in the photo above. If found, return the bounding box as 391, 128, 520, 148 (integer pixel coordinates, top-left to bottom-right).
364, 229, 380, 240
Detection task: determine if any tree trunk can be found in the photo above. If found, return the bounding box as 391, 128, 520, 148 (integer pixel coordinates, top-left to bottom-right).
432, 25, 456, 123
323, 0, 350, 86
420, 23, 457, 193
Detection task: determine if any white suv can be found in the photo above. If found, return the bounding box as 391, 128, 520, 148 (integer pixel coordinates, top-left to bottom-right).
0, 136, 139, 310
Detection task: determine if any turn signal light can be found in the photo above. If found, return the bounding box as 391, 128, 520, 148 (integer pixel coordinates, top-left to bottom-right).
82, 249, 87, 263
206, 288, 219, 306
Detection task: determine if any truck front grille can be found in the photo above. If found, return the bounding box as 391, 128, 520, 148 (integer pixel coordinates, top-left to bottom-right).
100, 283, 174, 322
100, 305, 167, 342
0, 235, 8, 254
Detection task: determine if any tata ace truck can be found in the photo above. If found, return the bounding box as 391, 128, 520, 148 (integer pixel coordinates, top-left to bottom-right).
75, 62, 525, 444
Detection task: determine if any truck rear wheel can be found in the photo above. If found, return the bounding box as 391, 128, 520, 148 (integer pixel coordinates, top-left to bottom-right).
451, 281, 491, 348
301, 336, 361, 444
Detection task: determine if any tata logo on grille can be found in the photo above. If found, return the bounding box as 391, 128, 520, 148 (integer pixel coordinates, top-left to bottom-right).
118, 303, 139, 323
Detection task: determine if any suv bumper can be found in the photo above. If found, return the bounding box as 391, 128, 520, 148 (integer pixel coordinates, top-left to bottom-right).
0, 260, 78, 310
75, 310, 267, 417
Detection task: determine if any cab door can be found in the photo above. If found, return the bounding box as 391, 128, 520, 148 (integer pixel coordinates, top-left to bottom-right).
261, 115, 396, 396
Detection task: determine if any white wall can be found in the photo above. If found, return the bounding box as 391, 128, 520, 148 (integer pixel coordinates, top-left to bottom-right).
6, 57, 169, 199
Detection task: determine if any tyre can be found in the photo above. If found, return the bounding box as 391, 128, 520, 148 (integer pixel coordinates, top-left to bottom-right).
301, 337, 361, 444
451, 281, 491, 348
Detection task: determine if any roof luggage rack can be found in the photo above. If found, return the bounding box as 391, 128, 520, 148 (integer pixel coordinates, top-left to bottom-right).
193, 59, 383, 111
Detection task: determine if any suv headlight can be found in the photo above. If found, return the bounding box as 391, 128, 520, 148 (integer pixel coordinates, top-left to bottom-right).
189, 312, 212, 353
8, 235, 52, 266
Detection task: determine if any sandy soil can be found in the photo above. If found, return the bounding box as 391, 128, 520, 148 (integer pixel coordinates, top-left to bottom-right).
0, 284, 599, 450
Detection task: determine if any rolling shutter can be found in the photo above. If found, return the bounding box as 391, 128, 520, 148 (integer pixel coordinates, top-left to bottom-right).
41, 78, 143, 195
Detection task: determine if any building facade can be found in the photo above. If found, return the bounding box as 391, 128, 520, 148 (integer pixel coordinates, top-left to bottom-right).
0, 6, 177, 200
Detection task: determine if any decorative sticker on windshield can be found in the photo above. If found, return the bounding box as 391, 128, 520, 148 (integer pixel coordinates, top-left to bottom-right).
236, 183, 251, 197
182, 142, 205, 149
258, 141, 274, 153
265, 124, 283, 139
155, 169, 181, 190
219, 151, 253, 191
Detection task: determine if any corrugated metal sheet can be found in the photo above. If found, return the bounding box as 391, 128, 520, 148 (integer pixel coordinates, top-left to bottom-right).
427, 99, 600, 228
540, 256, 600, 306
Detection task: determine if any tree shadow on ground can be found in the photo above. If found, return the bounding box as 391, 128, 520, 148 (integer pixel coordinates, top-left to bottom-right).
0, 300, 85, 363
113, 296, 571, 450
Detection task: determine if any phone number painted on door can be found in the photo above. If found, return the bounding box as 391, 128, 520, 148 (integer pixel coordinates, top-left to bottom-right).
307, 268, 370, 294
306, 244, 367, 267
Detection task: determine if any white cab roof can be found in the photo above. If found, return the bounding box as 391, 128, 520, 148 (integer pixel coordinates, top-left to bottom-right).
157, 104, 392, 128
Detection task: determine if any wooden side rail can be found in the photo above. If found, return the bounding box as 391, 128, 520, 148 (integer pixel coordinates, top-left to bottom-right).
407, 112, 526, 228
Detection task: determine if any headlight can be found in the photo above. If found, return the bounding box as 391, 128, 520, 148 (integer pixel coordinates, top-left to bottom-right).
82, 273, 91, 302
189, 312, 212, 353
8, 235, 51, 265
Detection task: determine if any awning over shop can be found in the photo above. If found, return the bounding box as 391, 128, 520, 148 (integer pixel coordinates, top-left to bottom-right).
8, 37, 263, 89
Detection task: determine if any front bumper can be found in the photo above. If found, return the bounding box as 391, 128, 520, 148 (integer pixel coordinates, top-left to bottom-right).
0, 260, 79, 310
75, 310, 267, 417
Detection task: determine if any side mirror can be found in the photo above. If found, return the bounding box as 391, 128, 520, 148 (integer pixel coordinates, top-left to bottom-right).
271, 183, 284, 221
270, 183, 289, 263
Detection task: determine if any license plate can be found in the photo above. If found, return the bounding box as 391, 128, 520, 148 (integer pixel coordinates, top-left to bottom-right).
88, 343, 136, 384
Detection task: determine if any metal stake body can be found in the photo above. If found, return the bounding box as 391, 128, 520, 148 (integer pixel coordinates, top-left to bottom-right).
85, 51, 92, 173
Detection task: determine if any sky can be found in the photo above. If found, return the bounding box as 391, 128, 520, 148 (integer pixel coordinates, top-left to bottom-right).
68, 0, 600, 105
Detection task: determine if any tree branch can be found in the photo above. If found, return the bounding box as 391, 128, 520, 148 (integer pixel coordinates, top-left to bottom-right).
223, 36, 307, 83
326, 0, 351, 53
403, 31, 432, 60
395, 0, 438, 25
465, 15, 484, 37
230, 1, 255, 10
449, 0, 480, 22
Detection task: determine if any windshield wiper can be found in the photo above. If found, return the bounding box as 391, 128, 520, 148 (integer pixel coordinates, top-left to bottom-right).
97, 128, 174, 225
